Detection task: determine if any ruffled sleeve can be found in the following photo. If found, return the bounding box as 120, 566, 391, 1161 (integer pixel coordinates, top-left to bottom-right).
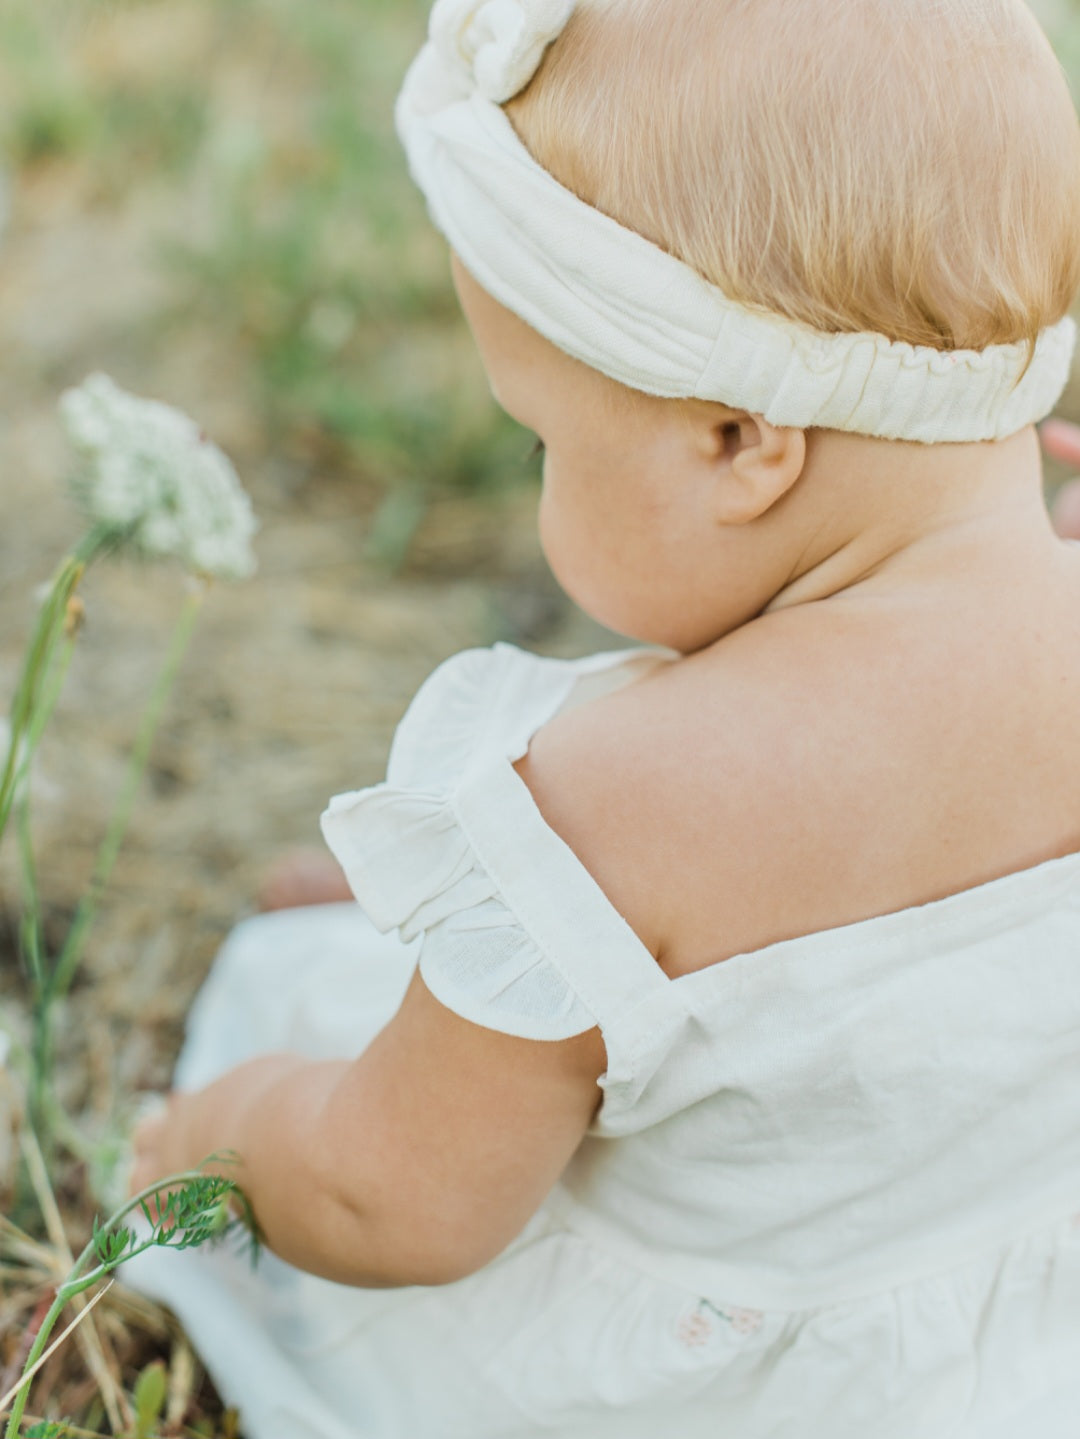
319, 645, 669, 1042
320, 781, 597, 1038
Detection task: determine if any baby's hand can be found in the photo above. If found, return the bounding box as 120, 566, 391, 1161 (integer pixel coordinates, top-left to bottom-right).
129, 1090, 202, 1207
127, 1054, 309, 1227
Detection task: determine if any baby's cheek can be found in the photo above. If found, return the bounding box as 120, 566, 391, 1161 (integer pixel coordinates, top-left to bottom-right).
537, 486, 604, 615
537, 467, 671, 640
535, 479, 578, 593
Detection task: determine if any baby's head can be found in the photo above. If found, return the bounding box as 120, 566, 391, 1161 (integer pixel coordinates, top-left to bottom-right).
401, 0, 1080, 650
505, 0, 1080, 355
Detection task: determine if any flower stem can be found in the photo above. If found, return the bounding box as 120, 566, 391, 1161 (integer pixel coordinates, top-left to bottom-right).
18, 804, 48, 1145
13, 638, 77, 1145
0, 564, 80, 846
1, 1168, 221, 1438
49, 582, 206, 1004
0, 528, 108, 849
0, 1281, 114, 1433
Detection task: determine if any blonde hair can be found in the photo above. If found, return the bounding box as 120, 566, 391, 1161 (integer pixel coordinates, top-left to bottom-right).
505, 0, 1080, 354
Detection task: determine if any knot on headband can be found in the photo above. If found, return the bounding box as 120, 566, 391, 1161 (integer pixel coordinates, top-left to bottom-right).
429, 0, 575, 104
397, 0, 1076, 443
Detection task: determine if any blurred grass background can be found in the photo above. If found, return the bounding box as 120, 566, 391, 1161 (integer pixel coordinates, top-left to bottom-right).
0, 0, 545, 572
2, 0, 1080, 536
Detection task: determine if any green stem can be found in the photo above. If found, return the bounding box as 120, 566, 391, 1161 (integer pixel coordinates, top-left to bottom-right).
3, 1285, 77, 1436
50, 584, 205, 1003
0, 528, 108, 848
14, 629, 79, 1149
16, 800, 45, 1001
0, 564, 79, 845
43, 1092, 99, 1166
18, 638, 76, 1122
15, 635, 78, 1150
2, 1170, 211, 1438
17, 635, 78, 794
17, 800, 48, 1144
14, 633, 78, 996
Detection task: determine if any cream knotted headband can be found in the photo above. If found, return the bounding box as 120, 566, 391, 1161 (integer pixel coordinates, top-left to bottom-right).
396, 0, 1076, 443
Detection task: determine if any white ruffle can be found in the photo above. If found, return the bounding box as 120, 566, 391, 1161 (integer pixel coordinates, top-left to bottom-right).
319, 646, 645, 1040
320, 784, 595, 1038
321, 785, 494, 939
420, 896, 596, 1037
384, 643, 660, 789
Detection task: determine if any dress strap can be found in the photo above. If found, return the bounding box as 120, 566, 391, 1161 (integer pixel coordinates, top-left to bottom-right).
453, 758, 673, 1027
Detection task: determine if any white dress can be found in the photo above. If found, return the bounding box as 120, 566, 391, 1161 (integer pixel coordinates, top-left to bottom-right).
126, 643, 1080, 1439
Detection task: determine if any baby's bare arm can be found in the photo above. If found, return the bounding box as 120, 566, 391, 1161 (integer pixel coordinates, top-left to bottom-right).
131, 969, 606, 1287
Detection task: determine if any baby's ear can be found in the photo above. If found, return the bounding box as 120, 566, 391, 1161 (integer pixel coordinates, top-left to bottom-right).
705, 415, 807, 525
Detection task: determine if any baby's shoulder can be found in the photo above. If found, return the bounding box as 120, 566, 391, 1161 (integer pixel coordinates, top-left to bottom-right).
518, 606, 1080, 976
518, 619, 885, 972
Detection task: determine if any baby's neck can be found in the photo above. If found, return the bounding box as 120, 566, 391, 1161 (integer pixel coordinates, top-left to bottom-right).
761, 424, 1055, 620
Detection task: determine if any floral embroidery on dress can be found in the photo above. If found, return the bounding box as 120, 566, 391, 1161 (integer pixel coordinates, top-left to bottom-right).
677, 1299, 765, 1348
675, 1307, 716, 1349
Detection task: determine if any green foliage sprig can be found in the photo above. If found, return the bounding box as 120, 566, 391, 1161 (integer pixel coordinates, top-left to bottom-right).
1, 1167, 261, 1438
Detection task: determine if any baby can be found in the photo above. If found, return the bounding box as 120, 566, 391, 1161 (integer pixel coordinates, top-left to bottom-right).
129, 1, 1080, 1436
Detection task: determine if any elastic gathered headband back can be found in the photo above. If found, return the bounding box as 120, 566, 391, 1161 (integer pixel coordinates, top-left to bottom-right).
397, 0, 1077, 443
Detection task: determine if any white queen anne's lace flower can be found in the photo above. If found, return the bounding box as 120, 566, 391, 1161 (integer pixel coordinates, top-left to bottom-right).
60, 373, 258, 580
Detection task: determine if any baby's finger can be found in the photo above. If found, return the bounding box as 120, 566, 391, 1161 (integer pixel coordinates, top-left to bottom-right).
1040, 419, 1080, 468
